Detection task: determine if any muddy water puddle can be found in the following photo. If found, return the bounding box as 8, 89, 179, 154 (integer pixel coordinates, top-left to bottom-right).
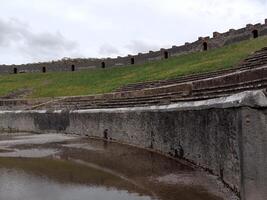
0, 133, 238, 200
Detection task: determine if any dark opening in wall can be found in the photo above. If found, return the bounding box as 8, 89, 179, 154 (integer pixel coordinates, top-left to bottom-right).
13, 68, 17, 74
71, 65, 75, 71
220, 168, 224, 180
164, 51, 169, 59
203, 42, 208, 51
101, 62, 106, 68
131, 58, 135, 65
103, 129, 108, 139
252, 30, 259, 38
42, 67, 46, 73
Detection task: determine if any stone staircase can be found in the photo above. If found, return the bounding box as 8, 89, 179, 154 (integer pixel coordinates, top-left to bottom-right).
33, 67, 267, 110
115, 47, 267, 92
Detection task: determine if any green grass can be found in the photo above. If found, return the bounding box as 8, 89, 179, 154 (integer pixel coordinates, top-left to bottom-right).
1, 36, 267, 99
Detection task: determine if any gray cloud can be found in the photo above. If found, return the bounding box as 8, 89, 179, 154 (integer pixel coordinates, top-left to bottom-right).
125, 40, 161, 54
0, 18, 80, 63
0, 0, 267, 64
98, 44, 119, 56
0, 18, 25, 46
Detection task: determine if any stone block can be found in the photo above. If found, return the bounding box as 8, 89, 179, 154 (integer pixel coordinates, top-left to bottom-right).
246, 24, 253, 29
213, 32, 220, 38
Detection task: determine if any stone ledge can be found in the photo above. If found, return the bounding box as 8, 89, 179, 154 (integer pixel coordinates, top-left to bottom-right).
0, 89, 266, 114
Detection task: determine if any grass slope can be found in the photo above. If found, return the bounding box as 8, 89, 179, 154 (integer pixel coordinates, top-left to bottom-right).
1, 36, 267, 98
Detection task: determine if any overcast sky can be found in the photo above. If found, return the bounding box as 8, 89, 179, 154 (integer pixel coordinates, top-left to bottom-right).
0, 0, 267, 64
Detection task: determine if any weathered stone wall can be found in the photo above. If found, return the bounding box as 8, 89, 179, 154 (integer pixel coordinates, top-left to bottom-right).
0, 90, 266, 200
239, 108, 267, 200
1, 20, 267, 74
67, 107, 242, 194
193, 66, 267, 89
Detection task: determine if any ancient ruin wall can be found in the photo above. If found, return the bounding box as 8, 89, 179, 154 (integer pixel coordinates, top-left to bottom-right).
1, 20, 267, 74
0, 90, 266, 200
240, 107, 267, 200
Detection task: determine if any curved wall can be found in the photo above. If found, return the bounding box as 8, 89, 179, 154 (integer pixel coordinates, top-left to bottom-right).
0, 90, 266, 200
1, 20, 267, 74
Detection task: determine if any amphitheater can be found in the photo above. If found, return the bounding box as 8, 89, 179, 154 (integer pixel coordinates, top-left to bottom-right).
0, 20, 267, 200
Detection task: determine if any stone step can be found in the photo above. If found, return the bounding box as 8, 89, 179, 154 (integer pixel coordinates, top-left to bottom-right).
62, 91, 184, 103
244, 52, 267, 61
66, 96, 171, 108
193, 84, 266, 98
49, 85, 265, 110
193, 78, 267, 92
64, 85, 265, 110
50, 79, 266, 110
242, 60, 267, 68
78, 100, 163, 110
81, 83, 266, 109
78, 94, 229, 109
116, 65, 260, 92
170, 94, 228, 103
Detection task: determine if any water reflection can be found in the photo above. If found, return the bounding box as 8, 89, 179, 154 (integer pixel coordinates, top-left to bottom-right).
0, 168, 152, 200
0, 148, 58, 158
0, 133, 238, 200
